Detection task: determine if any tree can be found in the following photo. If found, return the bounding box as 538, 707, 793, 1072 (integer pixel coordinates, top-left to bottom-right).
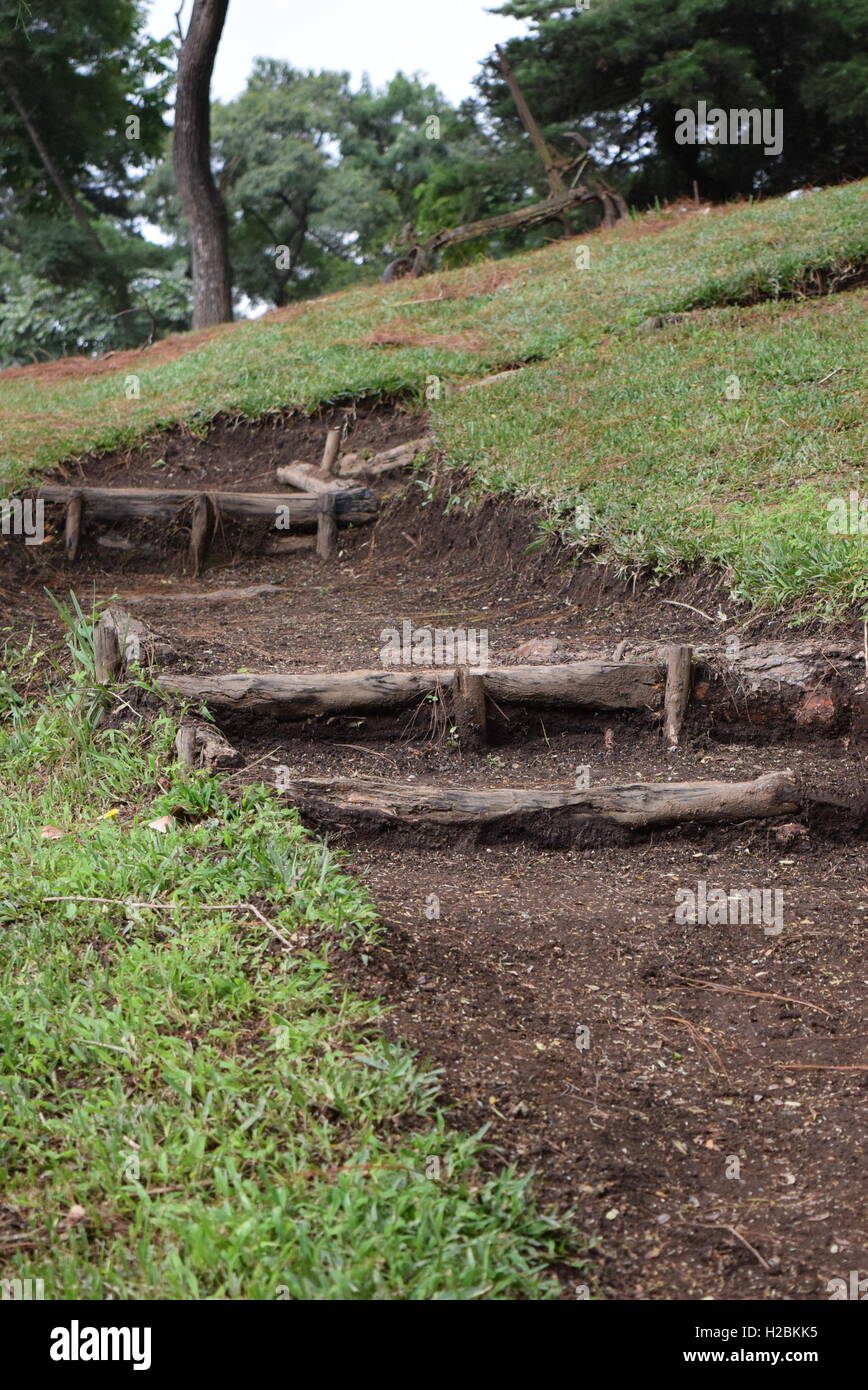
484, 0, 868, 203
145, 65, 530, 308
173, 0, 232, 327
0, 0, 181, 364
211, 61, 356, 306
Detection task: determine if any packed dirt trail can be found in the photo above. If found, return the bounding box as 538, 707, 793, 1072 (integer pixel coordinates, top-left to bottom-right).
9, 402, 867, 1301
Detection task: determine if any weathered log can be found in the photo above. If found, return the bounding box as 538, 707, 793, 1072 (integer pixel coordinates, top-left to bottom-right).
316, 494, 337, 560
93, 624, 122, 684
664, 644, 693, 747
35, 485, 376, 527
123, 584, 283, 604
276, 770, 801, 839
174, 718, 243, 770
484, 661, 662, 710
338, 437, 430, 479
275, 461, 347, 494
159, 668, 452, 718
64, 493, 83, 562
98, 606, 175, 668
157, 661, 662, 719
452, 666, 488, 749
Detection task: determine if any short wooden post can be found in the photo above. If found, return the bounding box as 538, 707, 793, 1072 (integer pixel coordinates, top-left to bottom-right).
189, 494, 212, 576
664, 644, 693, 748
64, 493, 83, 562
316, 495, 337, 560
452, 665, 488, 750
319, 428, 342, 478
94, 624, 122, 684
174, 723, 198, 767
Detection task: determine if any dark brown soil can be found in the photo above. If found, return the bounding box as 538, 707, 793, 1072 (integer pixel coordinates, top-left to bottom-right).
4, 406, 867, 1302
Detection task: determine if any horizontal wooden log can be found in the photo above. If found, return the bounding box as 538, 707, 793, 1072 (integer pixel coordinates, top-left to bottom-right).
121, 584, 283, 604
484, 662, 662, 710
34, 485, 376, 527
157, 661, 663, 719
160, 669, 453, 717
276, 770, 801, 837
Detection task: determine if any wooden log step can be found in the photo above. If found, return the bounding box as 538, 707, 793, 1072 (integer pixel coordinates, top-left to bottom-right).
160, 668, 454, 718
275, 770, 801, 840
485, 661, 661, 709
34, 485, 377, 527
158, 661, 663, 719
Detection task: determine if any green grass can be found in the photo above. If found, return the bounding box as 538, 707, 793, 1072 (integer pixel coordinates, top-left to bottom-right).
0, 624, 575, 1299
1, 180, 867, 614
437, 291, 868, 618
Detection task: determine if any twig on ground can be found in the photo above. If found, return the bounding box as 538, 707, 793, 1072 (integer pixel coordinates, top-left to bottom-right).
671, 975, 832, 1018
661, 599, 720, 623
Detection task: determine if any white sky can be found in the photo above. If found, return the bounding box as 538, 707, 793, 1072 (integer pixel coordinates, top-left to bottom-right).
146, 0, 527, 104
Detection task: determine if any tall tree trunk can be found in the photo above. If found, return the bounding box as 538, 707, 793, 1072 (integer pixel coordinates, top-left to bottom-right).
173, 0, 233, 329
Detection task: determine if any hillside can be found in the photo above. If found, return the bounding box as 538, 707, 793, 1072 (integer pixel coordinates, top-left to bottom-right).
2, 181, 868, 1304
3, 178, 867, 616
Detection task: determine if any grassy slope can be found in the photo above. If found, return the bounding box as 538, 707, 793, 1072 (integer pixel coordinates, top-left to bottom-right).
1, 180, 866, 614
0, 631, 570, 1298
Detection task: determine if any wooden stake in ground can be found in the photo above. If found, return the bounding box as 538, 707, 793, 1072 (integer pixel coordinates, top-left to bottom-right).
664, 644, 693, 747
98, 606, 175, 668
93, 624, 122, 684
64, 493, 83, 562
452, 665, 488, 750
189, 494, 213, 576
174, 718, 243, 770
316, 495, 337, 560
319, 428, 342, 479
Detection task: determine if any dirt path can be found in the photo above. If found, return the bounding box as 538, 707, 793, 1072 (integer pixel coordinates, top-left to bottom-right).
6, 404, 867, 1300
